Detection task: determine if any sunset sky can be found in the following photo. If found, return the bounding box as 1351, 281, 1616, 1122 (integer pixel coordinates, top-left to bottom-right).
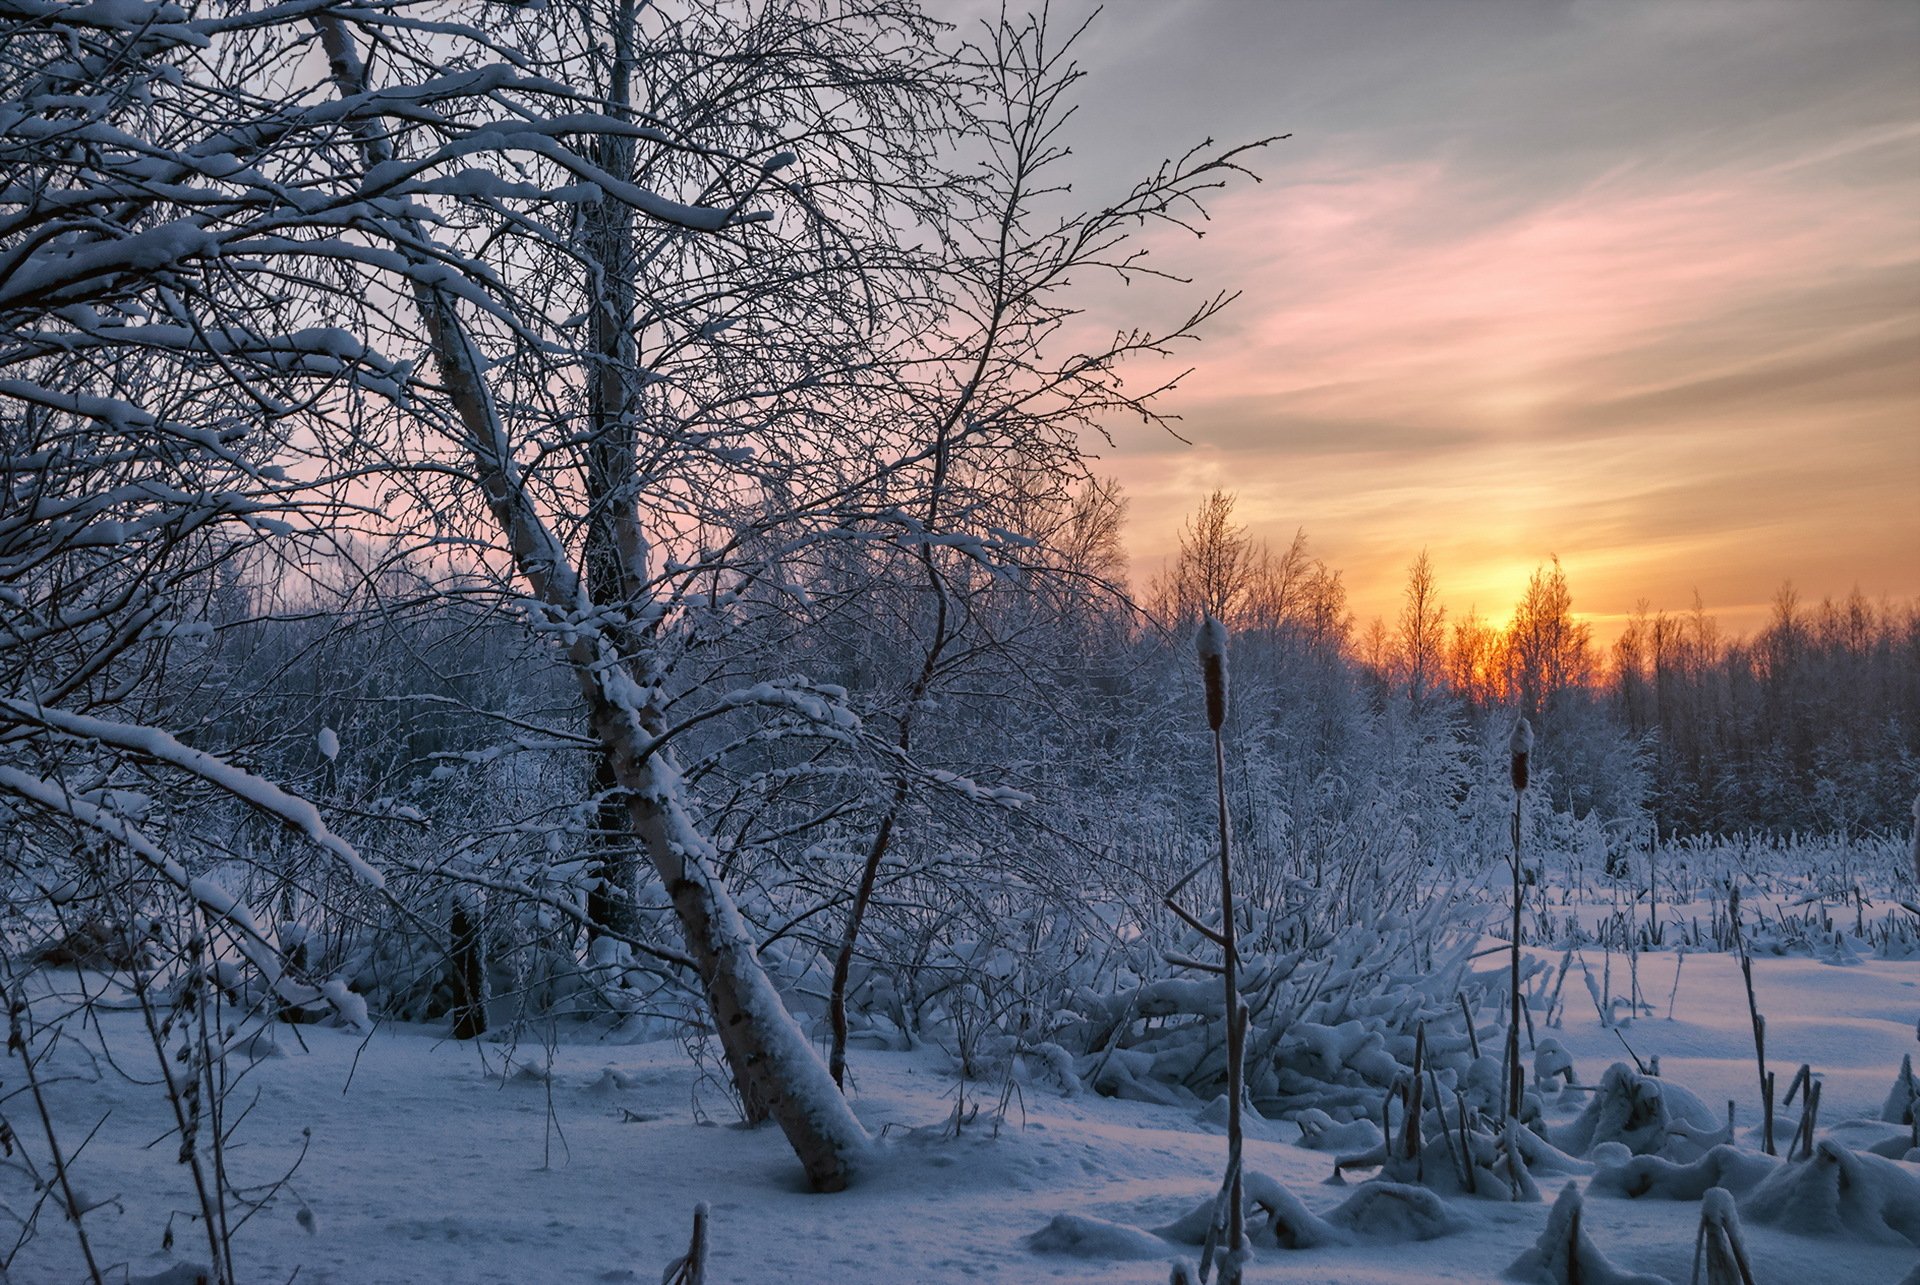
1038, 0, 1919, 642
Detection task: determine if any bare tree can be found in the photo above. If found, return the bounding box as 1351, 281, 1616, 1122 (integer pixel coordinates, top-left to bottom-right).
1507, 556, 1592, 718
0, 0, 395, 972
1397, 548, 1446, 708
1162, 490, 1255, 624
821, 12, 1270, 1090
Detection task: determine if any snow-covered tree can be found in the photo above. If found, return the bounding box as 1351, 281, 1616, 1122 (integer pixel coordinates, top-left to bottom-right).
4, 0, 1274, 1194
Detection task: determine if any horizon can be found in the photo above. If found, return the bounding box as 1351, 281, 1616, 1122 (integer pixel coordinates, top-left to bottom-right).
1117, 515, 1918, 651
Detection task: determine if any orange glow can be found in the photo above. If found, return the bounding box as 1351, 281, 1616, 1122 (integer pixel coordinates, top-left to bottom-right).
1095, 140, 1919, 644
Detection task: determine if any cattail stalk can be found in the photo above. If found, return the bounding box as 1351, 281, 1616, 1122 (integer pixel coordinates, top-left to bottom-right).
662, 1203, 709, 1285
1197, 617, 1245, 1284
1507, 716, 1532, 1121
1692, 1187, 1756, 1285
1738, 949, 1773, 1155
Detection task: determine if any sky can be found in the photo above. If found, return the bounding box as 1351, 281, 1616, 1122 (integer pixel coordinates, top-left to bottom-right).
1003, 0, 1920, 643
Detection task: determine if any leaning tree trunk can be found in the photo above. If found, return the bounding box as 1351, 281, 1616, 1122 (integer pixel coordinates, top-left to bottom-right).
314, 15, 866, 1192
586, 689, 867, 1184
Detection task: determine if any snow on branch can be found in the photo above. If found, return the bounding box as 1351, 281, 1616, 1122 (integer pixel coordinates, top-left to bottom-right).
0, 0, 204, 45
0, 763, 283, 979
0, 697, 383, 888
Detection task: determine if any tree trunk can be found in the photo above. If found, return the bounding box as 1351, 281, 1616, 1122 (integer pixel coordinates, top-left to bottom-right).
449, 897, 487, 1040
314, 14, 866, 1192
589, 690, 865, 1187
581, 0, 643, 945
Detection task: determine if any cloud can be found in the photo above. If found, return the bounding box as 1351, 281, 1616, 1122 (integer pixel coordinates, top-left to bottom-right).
1037, 0, 1920, 638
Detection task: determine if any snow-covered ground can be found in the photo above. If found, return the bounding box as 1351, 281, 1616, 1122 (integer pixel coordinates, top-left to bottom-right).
10, 948, 1919, 1284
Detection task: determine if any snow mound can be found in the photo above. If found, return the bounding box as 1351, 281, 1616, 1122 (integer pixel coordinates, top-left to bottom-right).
1155, 1170, 1345, 1249
1025, 1213, 1173, 1260
1695, 1188, 1755, 1285
1588, 1145, 1778, 1200
582, 1066, 641, 1095
1294, 1107, 1385, 1153
1510, 1121, 1597, 1176
1017, 1041, 1080, 1097
1882, 1053, 1917, 1126
1866, 1132, 1919, 1159
1195, 1093, 1286, 1139
1290, 1018, 1401, 1084
131, 1267, 214, 1285
1032, 1171, 1351, 1260
225, 1024, 290, 1063
1505, 1182, 1671, 1285
1740, 1138, 1920, 1246
1556, 1063, 1721, 1159
1819, 1116, 1915, 1159
1328, 1181, 1471, 1241
502, 1061, 552, 1085
1534, 1037, 1576, 1088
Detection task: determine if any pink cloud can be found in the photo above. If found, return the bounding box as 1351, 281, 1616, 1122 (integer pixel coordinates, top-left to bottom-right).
1088, 136, 1919, 642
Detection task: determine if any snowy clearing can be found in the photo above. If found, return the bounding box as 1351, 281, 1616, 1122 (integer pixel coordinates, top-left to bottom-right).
11, 950, 1918, 1284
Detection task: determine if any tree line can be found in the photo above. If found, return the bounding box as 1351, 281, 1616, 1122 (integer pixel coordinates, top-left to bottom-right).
1151, 491, 1919, 840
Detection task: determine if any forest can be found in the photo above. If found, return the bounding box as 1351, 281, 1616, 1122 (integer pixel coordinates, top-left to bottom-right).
2, 1, 1916, 1282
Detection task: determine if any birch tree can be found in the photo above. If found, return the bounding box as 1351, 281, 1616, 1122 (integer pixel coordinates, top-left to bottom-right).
3, 0, 1268, 1193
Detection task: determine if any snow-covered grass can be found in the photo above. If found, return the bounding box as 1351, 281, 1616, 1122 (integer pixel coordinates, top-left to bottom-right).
9, 949, 1917, 1283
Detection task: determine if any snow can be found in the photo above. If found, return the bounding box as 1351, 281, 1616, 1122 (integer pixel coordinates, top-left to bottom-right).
1557, 1062, 1723, 1158
1505, 1182, 1670, 1285
1326, 1181, 1469, 1241
0, 763, 278, 974
1589, 1146, 1778, 1200
1196, 616, 1228, 663
1, 8, 1914, 1280
9, 949, 1916, 1284
1027, 1212, 1172, 1259
1741, 1138, 1920, 1244
0, 219, 219, 311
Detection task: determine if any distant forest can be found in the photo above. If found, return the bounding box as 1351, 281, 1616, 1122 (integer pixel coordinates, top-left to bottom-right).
1148, 491, 1919, 840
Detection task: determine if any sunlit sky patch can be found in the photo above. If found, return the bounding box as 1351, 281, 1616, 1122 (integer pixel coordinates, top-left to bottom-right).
986, 0, 1920, 641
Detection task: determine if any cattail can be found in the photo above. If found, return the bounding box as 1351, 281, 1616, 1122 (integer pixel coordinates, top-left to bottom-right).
1190, 612, 1244, 1280
1509, 716, 1533, 793
1504, 713, 1533, 1122
1197, 616, 1229, 732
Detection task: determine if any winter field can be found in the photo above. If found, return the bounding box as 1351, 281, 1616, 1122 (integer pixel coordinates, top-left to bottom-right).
7, 833, 1919, 1285
4, 2, 1918, 1284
